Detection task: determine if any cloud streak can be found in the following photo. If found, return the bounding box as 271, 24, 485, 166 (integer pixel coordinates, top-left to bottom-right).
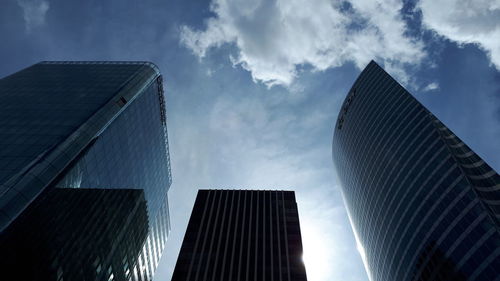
180, 0, 426, 87
419, 0, 500, 70
422, 82, 439, 92
17, 0, 50, 33
202, 92, 366, 281
159, 70, 369, 280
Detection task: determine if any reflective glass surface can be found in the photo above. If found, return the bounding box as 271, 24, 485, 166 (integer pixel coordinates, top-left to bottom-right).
56, 79, 172, 279
0, 188, 149, 281
332, 61, 500, 281
0, 62, 142, 186
57, 80, 171, 220
0, 62, 172, 281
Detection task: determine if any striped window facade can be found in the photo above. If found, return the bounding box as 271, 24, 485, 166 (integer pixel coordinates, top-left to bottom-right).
332, 61, 500, 281
172, 190, 307, 281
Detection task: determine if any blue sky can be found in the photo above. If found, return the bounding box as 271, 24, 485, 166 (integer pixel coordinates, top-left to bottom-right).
1, 0, 499, 281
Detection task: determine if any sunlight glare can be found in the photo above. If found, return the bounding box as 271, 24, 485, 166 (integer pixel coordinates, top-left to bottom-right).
301, 219, 331, 281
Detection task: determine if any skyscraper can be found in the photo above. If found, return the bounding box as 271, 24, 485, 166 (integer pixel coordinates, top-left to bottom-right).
332, 61, 500, 281
0, 61, 172, 281
1, 188, 150, 281
171, 189, 307, 281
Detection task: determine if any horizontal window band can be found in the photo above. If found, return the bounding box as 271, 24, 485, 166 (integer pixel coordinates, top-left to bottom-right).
468, 170, 497, 180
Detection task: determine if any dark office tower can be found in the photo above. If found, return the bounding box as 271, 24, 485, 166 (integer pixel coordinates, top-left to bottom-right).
0, 62, 172, 281
0, 188, 150, 281
171, 190, 307, 281
332, 61, 500, 281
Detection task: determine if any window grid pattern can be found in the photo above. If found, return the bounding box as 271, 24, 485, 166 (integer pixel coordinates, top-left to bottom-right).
0, 61, 163, 232
55, 81, 171, 280
332, 61, 500, 281
0, 188, 149, 281
0, 63, 142, 186
0, 62, 172, 281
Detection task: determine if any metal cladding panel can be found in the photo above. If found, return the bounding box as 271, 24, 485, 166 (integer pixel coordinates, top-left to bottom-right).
332, 61, 500, 281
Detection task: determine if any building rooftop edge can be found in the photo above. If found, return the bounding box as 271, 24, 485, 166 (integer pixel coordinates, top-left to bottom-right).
0, 62, 161, 232
38, 61, 162, 76
197, 189, 296, 192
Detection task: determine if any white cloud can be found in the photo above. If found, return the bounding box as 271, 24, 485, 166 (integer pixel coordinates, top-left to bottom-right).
180, 0, 426, 87
422, 82, 439, 92
419, 0, 500, 70
17, 0, 50, 33
159, 84, 369, 281
204, 94, 368, 281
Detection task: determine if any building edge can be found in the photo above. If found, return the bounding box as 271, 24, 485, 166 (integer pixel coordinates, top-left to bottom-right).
0, 61, 166, 232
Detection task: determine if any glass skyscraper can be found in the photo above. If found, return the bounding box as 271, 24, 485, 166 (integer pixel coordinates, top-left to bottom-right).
0, 61, 172, 281
1, 188, 150, 281
172, 190, 307, 281
332, 61, 500, 281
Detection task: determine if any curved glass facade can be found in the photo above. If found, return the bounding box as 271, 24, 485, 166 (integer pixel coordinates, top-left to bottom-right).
332, 61, 500, 281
